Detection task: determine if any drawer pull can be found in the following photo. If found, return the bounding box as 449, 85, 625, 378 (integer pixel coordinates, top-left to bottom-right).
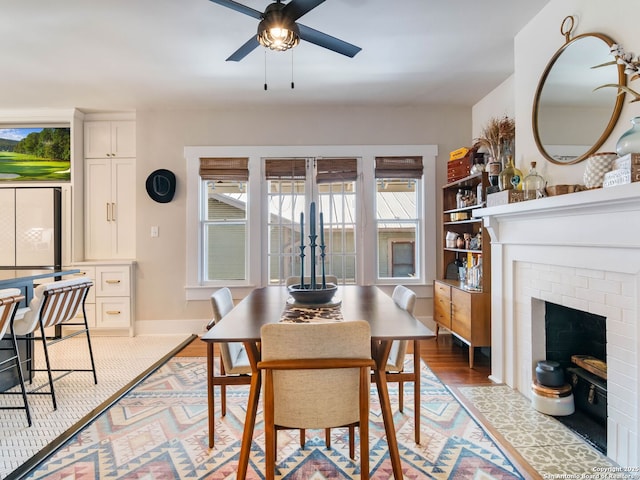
106, 310, 121, 315
105, 280, 121, 284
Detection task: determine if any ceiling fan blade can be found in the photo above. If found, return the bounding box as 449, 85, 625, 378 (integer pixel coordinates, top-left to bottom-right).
208, 0, 262, 19
282, 0, 326, 21
298, 24, 361, 58
226, 36, 260, 62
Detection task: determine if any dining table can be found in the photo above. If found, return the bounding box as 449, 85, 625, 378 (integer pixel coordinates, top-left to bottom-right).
201, 284, 436, 479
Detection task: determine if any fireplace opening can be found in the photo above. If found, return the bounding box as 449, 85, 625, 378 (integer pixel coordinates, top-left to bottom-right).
543, 301, 607, 454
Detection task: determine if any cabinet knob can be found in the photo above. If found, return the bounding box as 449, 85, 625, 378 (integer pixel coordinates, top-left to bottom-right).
105, 279, 121, 284
106, 310, 121, 315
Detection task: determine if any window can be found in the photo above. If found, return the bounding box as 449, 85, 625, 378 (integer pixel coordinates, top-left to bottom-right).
185, 145, 436, 300
316, 158, 357, 283
375, 157, 423, 279
265, 158, 306, 284
199, 158, 248, 282
265, 158, 358, 285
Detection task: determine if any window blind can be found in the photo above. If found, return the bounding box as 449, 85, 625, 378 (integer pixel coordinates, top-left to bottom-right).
199, 157, 249, 181
374, 156, 423, 179
316, 158, 358, 184
264, 158, 306, 179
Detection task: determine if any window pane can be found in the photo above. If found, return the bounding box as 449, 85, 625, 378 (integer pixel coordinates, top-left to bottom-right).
318, 179, 356, 284
202, 179, 247, 282
204, 223, 246, 280
376, 177, 419, 279
267, 178, 306, 284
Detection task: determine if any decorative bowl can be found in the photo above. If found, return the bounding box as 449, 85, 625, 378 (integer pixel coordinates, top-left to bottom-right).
287, 283, 338, 305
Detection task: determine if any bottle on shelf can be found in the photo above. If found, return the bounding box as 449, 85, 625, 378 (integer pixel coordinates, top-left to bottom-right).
456, 189, 463, 208
523, 161, 546, 200
498, 156, 523, 191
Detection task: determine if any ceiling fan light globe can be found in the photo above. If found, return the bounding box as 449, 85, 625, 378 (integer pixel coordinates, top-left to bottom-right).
257, 7, 299, 52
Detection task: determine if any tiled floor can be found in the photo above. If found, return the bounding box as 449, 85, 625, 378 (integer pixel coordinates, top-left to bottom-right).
454, 384, 626, 478
0, 334, 193, 479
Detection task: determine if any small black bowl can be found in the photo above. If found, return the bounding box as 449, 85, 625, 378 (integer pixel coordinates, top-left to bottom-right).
287, 283, 338, 305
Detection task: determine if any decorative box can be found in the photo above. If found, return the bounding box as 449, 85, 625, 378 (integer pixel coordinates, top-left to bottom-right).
447, 156, 472, 183
486, 189, 525, 207
613, 153, 640, 182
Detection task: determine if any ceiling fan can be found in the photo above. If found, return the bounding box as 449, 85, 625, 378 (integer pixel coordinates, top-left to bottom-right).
208, 0, 362, 61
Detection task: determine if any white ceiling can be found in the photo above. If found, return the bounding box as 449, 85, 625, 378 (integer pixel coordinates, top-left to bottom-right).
1, 0, 550, 112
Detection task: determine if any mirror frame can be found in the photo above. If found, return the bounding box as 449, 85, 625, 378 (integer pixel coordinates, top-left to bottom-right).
532, 27, 627, 165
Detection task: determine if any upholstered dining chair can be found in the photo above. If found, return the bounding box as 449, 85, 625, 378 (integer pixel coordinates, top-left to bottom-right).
259, 320, 374, 480
206, 287, 251, 448
0, 288, 32, 426
12, 277, 96, 411
285, 275, 338, 287
386, 285, 420, 442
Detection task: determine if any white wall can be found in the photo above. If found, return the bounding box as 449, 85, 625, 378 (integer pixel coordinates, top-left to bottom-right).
134, 105, 470, 331
474, 0, 640, 186
515, 0, 640, 185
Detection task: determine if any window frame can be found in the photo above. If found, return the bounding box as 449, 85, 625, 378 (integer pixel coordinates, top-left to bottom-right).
184, 145, 437, 301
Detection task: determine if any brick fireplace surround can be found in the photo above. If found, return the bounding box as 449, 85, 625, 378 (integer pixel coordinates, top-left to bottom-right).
475, 183, 640, 467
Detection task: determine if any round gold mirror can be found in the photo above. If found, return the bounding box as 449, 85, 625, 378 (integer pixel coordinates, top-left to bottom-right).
532, 16, 626, 164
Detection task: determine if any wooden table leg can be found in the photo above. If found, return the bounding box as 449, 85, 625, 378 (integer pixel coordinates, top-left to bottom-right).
413, 339, 421, 444
372, 339, 404, 480
207, 342, 216, 448
236, 341, 262, 480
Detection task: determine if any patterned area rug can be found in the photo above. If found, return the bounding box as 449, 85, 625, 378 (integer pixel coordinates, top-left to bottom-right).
24, 356, 525, 479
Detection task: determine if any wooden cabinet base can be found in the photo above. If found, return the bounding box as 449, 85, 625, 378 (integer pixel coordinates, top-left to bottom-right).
433, 279, 490, 368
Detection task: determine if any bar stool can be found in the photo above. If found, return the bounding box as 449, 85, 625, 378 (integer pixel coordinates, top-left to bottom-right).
0, 288, 32, 426
13, 277, 96, 410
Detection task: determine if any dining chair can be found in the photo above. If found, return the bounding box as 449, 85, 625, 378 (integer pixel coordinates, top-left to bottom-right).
206, 287, 251, 448
0, 288, 32, 426
259, 320, 374, 480
12, 277, 96, 411
285, 275, 338, 287
386, 285, 420, 442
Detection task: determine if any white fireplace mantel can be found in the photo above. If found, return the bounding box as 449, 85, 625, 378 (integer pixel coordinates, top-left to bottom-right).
474, 183, 640, 466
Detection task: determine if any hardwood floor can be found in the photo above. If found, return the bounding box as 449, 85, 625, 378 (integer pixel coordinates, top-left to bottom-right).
176, 332, 493, 386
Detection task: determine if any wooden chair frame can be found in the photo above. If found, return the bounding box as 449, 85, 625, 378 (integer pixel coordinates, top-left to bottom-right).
258, 357, 375, 480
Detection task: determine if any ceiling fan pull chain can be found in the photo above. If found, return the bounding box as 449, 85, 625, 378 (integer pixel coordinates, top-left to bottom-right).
291, 50, 295, 89
264, 50, 268, 91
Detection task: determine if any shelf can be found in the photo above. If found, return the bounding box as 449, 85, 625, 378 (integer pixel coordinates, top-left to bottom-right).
444, 218, 483, 225
444, 248, 483, 254
443, 202, 485, 214
444, 172, 484, 189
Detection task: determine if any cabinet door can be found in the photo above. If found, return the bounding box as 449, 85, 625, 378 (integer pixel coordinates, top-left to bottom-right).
111, 159, 136, 258
85, 159, 113, 259
451, 288, 472, 340
433, 282, 452, 329
0, 189, 16, 266
111, 121, 136, 158
84, 122, 112, 158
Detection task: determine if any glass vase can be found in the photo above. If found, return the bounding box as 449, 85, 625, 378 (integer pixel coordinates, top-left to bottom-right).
616, 116, 640, 156
498, 156, 523, 191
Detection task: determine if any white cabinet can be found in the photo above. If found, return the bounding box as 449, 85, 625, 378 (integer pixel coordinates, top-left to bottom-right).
84, 121, 136, 159
68, 262, 135, 336
85, 158, 136, 259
